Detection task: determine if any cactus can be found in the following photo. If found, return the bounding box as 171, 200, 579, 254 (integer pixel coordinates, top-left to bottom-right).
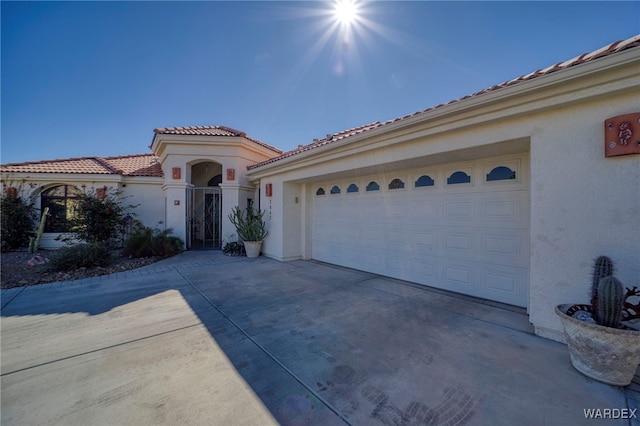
28, 207, 48, 254
594, 276, 624, 328
591, 256, 613, 307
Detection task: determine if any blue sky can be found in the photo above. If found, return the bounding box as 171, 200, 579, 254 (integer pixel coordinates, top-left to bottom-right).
2, 1, 638, 164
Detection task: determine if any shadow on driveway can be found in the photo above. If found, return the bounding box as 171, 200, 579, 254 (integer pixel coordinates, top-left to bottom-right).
1, 252, 631, 425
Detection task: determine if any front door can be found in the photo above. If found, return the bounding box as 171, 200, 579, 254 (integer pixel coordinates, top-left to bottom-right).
187, 187, 222, 249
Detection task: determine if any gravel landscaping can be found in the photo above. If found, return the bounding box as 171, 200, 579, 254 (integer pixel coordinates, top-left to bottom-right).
1, 250, 162, 289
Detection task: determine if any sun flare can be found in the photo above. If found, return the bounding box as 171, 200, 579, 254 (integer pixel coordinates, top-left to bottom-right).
334, 0, 359, 25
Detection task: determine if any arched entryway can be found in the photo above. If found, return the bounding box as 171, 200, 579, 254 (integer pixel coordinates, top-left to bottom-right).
187, 161, 222, 250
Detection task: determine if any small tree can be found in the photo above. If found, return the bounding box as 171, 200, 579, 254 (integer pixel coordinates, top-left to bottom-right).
1, 190, 36, 251
68, 188, 133, 245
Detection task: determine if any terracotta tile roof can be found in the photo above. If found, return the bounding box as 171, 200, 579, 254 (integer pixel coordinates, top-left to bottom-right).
248, 34, 640, 171
248, 122, 383, 169
154, 125, 282, 154
1, 154, 163, 177
101, 154, 163, 177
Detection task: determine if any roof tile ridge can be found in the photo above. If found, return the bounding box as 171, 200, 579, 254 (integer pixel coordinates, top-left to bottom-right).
92, 157, 122, 175
101, 153, 155, 160
217, 125, 245, 136
2, 155, 97, 167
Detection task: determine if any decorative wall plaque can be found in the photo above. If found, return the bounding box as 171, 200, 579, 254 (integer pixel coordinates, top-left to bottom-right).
604, 113, 640, 157
96, 187, 106, 201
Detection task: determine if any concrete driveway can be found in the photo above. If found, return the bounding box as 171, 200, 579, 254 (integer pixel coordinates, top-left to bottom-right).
1, 252, 637, 425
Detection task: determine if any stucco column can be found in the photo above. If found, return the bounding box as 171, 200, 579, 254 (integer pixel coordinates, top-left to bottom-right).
218, 183, 257, 244
161, 182, 189, 244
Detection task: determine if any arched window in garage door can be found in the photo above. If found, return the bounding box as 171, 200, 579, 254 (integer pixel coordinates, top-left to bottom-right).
486, 166, 516, 181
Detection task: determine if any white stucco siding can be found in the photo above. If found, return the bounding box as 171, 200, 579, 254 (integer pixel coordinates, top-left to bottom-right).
257, 178, 284, 259
251, 51, 640, 340
0, 174, 165, 249
151, 135, 278, 247
120, 180, 164, 229
528, 94, 640, 341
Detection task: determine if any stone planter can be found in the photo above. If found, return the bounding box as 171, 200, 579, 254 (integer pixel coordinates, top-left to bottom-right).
243, 241, 263, 258
556, 304, 640, 386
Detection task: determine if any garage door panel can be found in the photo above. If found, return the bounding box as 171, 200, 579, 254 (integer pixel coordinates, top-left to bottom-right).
385, 255, 407, 275
481, 266, 527, 305
443, 232, 475, 254
413, 231, 437, 256
481, 192, 529, 226
481, 230, 528, 266
311, 155, 529, 307
413, 260, 438, 280
443, 264, 474, 289
364, 249, 386, 274
411, 200, 440, 219
444, 200, 474, 219
343, 246, 360, 264
385, 228, 407, 243
364, 229, 383, 246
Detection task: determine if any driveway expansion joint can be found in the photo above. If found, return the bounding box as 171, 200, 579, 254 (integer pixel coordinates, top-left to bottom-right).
0, 323, 201, 377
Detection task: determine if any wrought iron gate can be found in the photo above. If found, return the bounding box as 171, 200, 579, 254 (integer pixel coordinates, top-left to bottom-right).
186, 187, 222, 249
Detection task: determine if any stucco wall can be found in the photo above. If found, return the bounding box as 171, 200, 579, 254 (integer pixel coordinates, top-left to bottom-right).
0, 177, 164, 249
528, 97, 640, 341
252, 70, 639, 341
121, 180, 165, 229
151, 135, 277, 245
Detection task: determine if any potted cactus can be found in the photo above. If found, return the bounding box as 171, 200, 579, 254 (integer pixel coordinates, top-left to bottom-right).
228, 205, 268, 258
556, 256, 640, 386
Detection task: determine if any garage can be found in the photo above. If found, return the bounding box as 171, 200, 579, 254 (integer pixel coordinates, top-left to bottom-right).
311, 154, 530, 307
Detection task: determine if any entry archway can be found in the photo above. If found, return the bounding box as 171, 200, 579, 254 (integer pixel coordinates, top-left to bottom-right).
187, 161, 223, 250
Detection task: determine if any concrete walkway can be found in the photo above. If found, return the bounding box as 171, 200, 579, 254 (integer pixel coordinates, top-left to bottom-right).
1, 251, 637, 425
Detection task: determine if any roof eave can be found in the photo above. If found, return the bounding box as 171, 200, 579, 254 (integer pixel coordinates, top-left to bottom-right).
247, 46, 640, 178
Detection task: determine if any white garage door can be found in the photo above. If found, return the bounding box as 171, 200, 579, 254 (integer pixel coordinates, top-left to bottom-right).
311, 155, 529, 307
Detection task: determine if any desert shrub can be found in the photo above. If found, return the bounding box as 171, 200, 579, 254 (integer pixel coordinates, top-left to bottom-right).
1, 195, 36, 251
68, 188, 135, 245
48, 243, 112, 271
123, 226, 184, 258
222, 241, 245, 256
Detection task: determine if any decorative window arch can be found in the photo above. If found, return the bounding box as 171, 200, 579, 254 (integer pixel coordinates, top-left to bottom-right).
415, 175, 435, 187
447, 171, 471, 185
330, 185, 341, 194
347, 184, 359, 193
208, 174, 223, 186
366, 181, 380, 191
388, 178, 405, 190
41, 185, 83, 232
316, 187, 326, 196
486, 166, 516, 181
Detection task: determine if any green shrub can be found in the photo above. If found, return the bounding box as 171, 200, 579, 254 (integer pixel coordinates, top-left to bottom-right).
1, 195, 36, 251
222, 241, 245, 256
123, 226, 184, 258
68, 188, 135, 245
48, 243, 112, 271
